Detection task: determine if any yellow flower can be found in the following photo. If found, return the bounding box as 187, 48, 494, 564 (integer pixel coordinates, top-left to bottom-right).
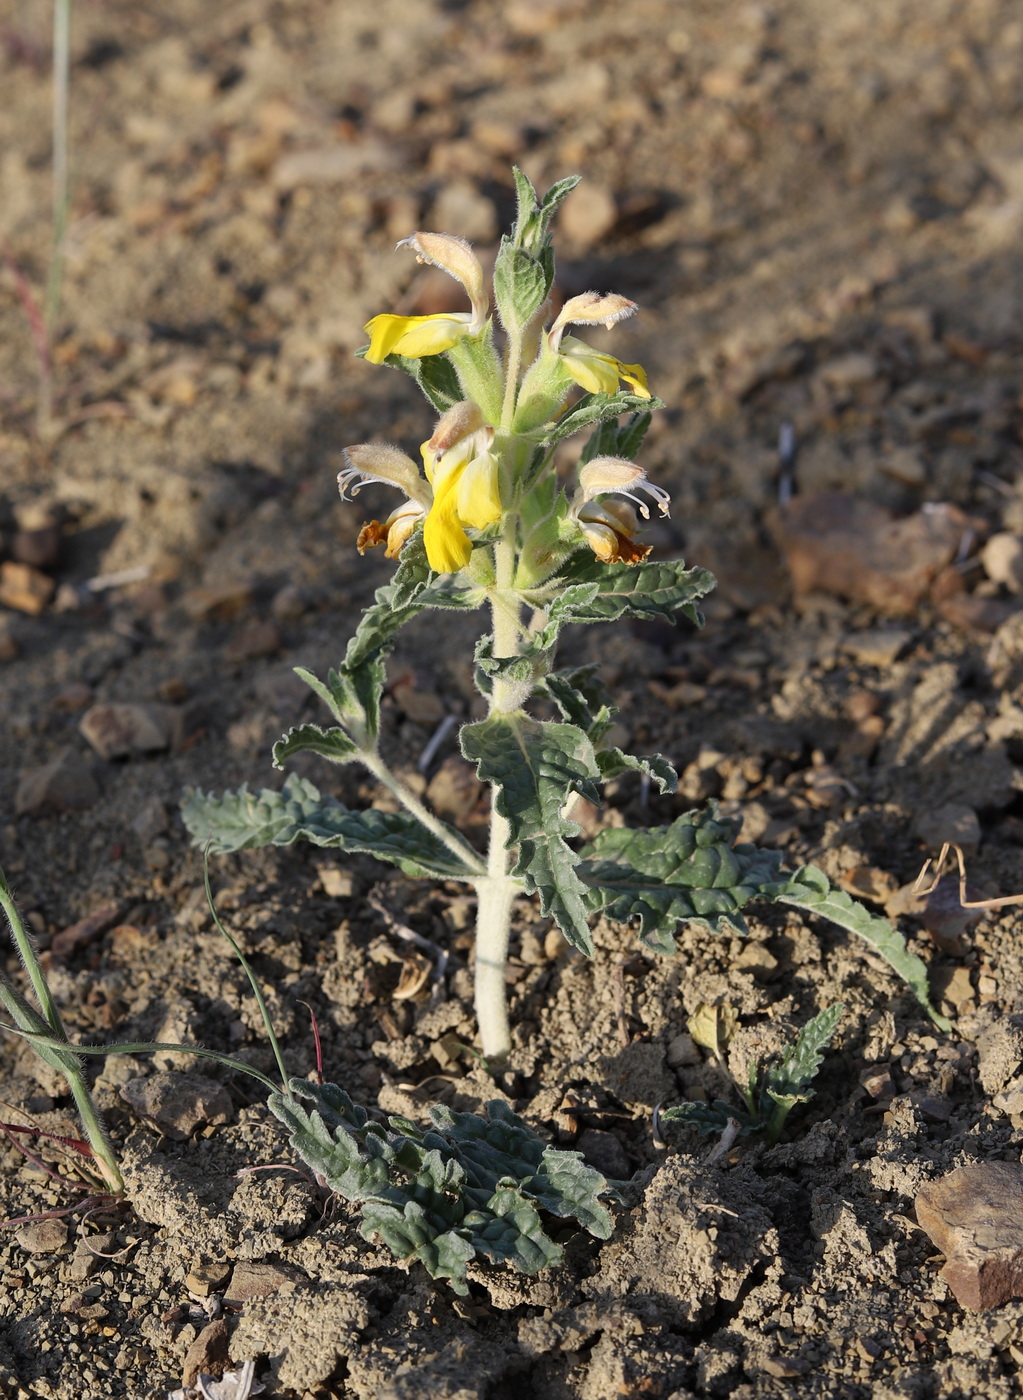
339, 443, 432, 559
547, 291, 651, 399
421, 402, 502, 573
569, 455, 670, 564
362, 232, 489, 365
340, 404, 503, 575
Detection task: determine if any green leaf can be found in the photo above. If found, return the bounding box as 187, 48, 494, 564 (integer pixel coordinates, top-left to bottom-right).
494, 241, 548, 331
271, 723, 360, 768
460, 716, 601, 953
391, 528, 433, 610
770, 870, 951, 1032
580, 410, 652, 465
355, 345, 464, 413
578, 806, 786, 954
596, 748, 678, 794
525, 391, 664, 446
550, 557, 717, 627
181, 774, 476, 879
417, 575, 487, 610
540, 667, 615, 741
660, 1100, 759, 1137
268, 1080, 611, 1298
763, 1003, 843, 1108
342, 583, 422, 671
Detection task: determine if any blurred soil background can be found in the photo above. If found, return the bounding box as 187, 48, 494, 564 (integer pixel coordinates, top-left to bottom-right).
4, 0, 1023, 1396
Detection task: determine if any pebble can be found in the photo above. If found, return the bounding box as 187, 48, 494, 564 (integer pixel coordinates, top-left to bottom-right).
223, 1260, 306, 1307
50, 903, 122, 959
912, 802, 980, 855
181, 582, 254, 623
816, 352, 878, 388
79, 702, 181, 759
225, 619, 282, 663
12, 527, 61, 570
393, 682, 446, 726
185, 1262, 231, 1297
430, 181, 498, 243
916, 1161, 1023, 1309
132, 796, 169, 843
762, 1355, 812, 1378
52, 683, 94, 712
576, 1128, 631, 1181
666, 1033, 701, 1068
558, 182, 617, 249
733, 944, 780, 981
425, 756, 483, 823
119, 1071, 233, 1140
270, 582, 310, 622
181, 1318, 230, 1388
15, 746, 100, 815
15, 1219, 69, 1255
0, 561, 55, 615
981, 533, 1023, 592
840, 628, 912, 668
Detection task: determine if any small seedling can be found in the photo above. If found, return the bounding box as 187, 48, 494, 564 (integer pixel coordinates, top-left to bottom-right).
662, 1003, 844, 1146
183, 171, 950, 1063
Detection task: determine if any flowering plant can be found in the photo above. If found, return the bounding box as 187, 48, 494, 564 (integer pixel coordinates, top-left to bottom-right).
185, 171, 947, 1071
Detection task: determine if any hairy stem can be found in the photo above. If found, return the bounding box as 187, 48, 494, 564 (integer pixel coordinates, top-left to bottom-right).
362, 752, 486, 876
474, 524, 523, 1060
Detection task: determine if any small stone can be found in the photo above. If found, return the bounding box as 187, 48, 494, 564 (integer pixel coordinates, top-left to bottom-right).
762, 1356, 812, 1378
317, 865, 353, 898
181, 1319, 230, 1388
79, 702, 181, 759
912, 803, 981, 855
817, 352, 878, 388
425, 756, 483, 822
51, 903, 122, 959
15, 746, 99, 815
939, 594, 1022, 633
921, 874, 984, 955
15, 1219, 68, 1254
430, 181, 498, 243
544, 927, 570, 960
0, 561, 55, 615
225, 619, 282, 663
132, 796, 169, 843
981, 533, 1023, 592
270, 582, 309, 622
860, 1067, 895, 1100
184, 1262, 232, 1297
52, 683, 93, 712
12, 526, 61, 570
934, 965, 975, 1014
666, 1033, 701, 1068
857, 1337, 885, 1361
916, 1161, 1023, 1309
881, 449, 927, 486
119, 1071, 233, 1140
392, 681, 446, 725
558, 182, 617, 249
223, 1260, 307, 1308
841, 628, 912, 667
576, 1129, 631, 1181
181, 582, 254, 622
840, 865, 898, 904
733, 944, 780, 981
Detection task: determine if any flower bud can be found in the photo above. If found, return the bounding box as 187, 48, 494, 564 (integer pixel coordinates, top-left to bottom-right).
548, 292, 637, 350
339, 443, 432, 509
427, 401, 487, 456
396, 232, 488, 331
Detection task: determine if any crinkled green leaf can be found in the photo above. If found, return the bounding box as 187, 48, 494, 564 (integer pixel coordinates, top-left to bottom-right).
550, 557, 716, 627
660, 1100, 759, 1137
268, 1080, 611, 1297
763, 1002, 843, 1110
580, 410, 652, 465
181, 774, 476, 879
494, 242, 548, 331
355, 344, 464, 413
540, 668, 615, 742
525, 391, 664, 446
770, 870, 950, 1032
461, 716, 601, 953
271, 723, 359, 768
596, 748, 678, 794
579, 806, 784, 953
391, 528, 433, 610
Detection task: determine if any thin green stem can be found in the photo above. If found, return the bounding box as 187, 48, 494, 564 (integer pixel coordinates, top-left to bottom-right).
0, 871, 67, 1039
204, 851, 289, 1090
501, 335, 522, 432
363, 752, 486, 875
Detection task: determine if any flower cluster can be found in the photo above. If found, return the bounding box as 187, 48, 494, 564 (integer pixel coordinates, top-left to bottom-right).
340, 197, 668, 580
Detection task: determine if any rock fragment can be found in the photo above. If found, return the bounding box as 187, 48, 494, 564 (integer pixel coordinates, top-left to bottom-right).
916, 1162, 1023, 1309
768, 493, 966, 615
559, 182, 617, 249
15, 747, 99, 815
181, 1319, 230, 1389
15, 1218, 69, 1254
12, 527, 61, 570
912, 802, 981, 855
119, 1071, 233, 1140
181, 581, 254, 622
0, 561, 55, 615
79, 702, 181, 759
840, 627, 912, 667
51, 903, 122, 959
982, 533, 1023, 592
224, 1260, 307, 1307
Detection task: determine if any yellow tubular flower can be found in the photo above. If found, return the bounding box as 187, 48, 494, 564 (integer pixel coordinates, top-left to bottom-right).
420, 402, 502, 572
569, 455, 670, 565
339, 443, 432, 559
362, 232, 489, 366
546, 290, 651, 400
